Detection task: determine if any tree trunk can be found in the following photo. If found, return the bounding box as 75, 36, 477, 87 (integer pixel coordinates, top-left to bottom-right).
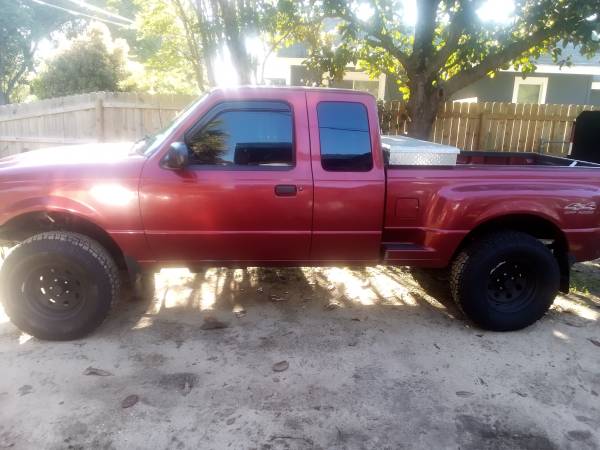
172, 0, 205, 91
217, 0, 253, 84
0, 92, 7, 106
195, 0, 218, 87
406, 77, 443, 140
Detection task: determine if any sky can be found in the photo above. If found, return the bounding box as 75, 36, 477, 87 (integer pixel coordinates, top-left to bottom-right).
357, 0, 516, 26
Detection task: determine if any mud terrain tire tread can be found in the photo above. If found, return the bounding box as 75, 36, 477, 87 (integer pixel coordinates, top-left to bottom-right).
450, 231, 559, 331
1, 231, 119, 340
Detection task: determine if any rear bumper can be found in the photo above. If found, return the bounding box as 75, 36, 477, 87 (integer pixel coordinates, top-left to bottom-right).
565, 227, 600, 262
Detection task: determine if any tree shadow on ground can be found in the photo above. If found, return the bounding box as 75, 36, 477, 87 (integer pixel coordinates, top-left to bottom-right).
96, 264, 468, 339
1, 263, 597, 341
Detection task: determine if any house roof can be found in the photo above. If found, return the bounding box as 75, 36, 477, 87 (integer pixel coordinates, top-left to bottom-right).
278, 40, 600, 75
535, 44, 599, 67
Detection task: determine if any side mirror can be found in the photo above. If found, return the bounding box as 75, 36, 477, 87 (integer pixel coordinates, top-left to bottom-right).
164, 142, 189, 169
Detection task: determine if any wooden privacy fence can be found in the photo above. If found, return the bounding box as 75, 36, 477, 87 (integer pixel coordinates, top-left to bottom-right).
0, 92, 195, 157
379, 100, 598, 155
1, 92, 597, 157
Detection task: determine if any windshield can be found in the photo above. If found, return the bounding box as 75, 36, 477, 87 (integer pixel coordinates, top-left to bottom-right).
131, 94, 208, 156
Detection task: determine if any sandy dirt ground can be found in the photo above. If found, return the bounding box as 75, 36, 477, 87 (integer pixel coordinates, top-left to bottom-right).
0, 262, 599, 450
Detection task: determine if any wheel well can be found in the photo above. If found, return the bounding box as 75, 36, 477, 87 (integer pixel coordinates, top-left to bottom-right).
0, 211, 126, 269
455, 214, 571, 292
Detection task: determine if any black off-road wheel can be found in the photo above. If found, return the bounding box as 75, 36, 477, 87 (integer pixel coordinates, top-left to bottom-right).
0, 232, 119, 340
450, 231, 559, 331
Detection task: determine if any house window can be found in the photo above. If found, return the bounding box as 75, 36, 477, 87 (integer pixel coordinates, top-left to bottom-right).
331, 79, 380, 97
330, 71, 386, 99
352, 80, 380, 98
512, 76, 548, 104
265, 78, 286, 86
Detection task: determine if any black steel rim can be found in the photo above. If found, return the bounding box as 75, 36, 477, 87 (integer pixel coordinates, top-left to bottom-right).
20, 262, 88, 319
486, 259, 536, 313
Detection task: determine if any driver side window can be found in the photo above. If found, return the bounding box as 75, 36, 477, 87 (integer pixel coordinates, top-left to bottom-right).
185, 103, 294, 169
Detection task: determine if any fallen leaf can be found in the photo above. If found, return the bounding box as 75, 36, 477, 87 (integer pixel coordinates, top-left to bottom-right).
511, 390, 528, 397
588, 338, 600, 347
83, 367, 113, 376
272, 361, 289, 372
233, 309, 246, 318
200, 316, 229, 330
18, 385, 33, 396
325, 302, 340, 311
121, 394, 139, 409
455, 391, 474, 397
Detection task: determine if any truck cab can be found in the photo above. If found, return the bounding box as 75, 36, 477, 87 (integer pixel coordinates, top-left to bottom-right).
1, 86, 600, 340
139, 87, 386, 266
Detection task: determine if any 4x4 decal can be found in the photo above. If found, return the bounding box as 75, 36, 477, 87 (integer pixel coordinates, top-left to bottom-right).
564, 202, 597, 214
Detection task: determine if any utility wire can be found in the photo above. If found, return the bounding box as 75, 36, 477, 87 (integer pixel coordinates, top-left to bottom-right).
62, 0, 134, 24
28, 0, 135, 28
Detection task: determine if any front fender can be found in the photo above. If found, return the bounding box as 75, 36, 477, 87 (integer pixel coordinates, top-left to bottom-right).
0, 195, 100, 228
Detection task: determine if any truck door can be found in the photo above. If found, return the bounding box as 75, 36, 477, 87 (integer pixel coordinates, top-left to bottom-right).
306, 92, 386, 263
140, 94, 313, 264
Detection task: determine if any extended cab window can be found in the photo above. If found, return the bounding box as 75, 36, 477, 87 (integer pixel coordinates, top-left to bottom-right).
317, 102, 372, 171
186, 103, 293, 168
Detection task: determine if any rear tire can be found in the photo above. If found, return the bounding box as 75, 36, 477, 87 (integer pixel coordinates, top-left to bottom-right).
1, 231, 119, 340
450, 231, 559, 331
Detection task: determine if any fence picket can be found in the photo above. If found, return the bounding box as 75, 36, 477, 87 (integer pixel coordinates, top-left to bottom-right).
0, 93, 598, 157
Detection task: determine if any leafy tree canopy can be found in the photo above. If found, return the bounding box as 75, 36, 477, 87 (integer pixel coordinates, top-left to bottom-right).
284, 0, 600, 137
32, 23, 134, 99
132, 0, 204, 93
0, 0, 74, 104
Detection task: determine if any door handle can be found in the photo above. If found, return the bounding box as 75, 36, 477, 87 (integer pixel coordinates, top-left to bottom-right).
274, 184, 297, 196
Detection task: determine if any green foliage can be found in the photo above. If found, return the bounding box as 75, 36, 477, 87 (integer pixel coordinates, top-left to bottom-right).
265, 1, 355, 86
33, 23, 133, 99
196, 0, 268, 84
131, 0, 203, 93
0, 0, 73, 104
284, 0, 600, 136
193, 0, 299, 85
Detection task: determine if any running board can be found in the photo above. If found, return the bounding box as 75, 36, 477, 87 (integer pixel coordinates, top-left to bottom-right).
382, 243, 438, 262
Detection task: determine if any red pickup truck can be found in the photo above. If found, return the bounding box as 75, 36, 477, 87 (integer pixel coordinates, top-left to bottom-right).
1, 86, 599, 340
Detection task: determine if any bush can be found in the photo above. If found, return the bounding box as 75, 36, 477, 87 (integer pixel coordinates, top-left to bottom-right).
33, 23, 134, 99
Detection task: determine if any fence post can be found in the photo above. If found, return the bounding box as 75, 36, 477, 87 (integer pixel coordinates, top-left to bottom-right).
95, 95, 104, 142
477, 110, 489, 150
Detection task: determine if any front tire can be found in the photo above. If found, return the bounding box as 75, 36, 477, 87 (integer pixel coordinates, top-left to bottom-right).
1, 232, 119, 340
450, 231, 559, 331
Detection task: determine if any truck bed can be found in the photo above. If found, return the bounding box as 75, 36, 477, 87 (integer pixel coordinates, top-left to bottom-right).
383, 155, 600, 267
384, 149, 600, 168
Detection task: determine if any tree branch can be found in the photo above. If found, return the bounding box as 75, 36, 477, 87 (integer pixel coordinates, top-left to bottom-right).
334, 4, 411, 70
260, 28, 294, 83
172, 0, 205, 90
443, 25, 560, 96
426, 0, 481, 77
